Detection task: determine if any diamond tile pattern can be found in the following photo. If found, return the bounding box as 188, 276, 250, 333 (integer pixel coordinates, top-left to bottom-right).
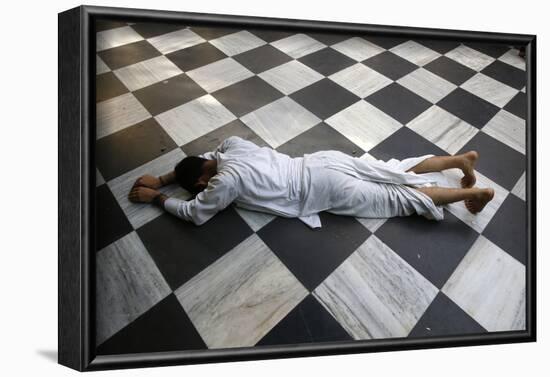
94, 20, 529, 355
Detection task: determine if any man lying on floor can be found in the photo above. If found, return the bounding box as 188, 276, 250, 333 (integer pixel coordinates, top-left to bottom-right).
128, 136, 494, 228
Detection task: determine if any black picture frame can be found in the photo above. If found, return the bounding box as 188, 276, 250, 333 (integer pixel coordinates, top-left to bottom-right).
58, 5, 537, 372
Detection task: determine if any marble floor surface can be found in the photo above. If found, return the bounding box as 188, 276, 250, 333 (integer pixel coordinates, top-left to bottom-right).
93, 18, 529, 356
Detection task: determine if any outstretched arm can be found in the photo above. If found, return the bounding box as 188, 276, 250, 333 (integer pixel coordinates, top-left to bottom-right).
128, 186, 169, 207
132, 171, 176, 190
128, 175, 238, 226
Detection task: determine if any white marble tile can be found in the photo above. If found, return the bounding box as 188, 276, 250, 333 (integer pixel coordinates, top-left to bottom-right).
147, 28, 204, 54
314, 235, 438, 339
498, 49, 526, 71
329, 63, 392, 98
397, 68, 457, 104
96, 232, 171, 345
258, 60, 324, 95
441, 168, 509, 233
186, 57, 254, 93
96, 93, 151, 139
445, 44, 495, 71
460, 73, 519, 108
107, 149, 190, 228
359, 152, 377, 161
175, 234, 308, 348
325, 100, 402, 151
234, 206, 276, 232
96, 169, 105, 186
96, 26, 143, 52
96, 55, 110, 74
482, 110, 526, 154
331, 37, 385, 62
511, 172, 526, 201
210, 30, 266, 56
442, 235, 525, 332
406, 105, 478, 154
270, 33, 326, 59
390, 40, 441, 66
356, 218, 387, 233
155, 94, 236, 146
113, 56, 183, 91
241, 96, 321, 148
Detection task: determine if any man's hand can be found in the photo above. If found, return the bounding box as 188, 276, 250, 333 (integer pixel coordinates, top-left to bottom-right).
133, 174, 162, 189
128, 186, 161, 203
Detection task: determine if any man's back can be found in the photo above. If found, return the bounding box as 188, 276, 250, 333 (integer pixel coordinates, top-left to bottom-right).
213, 136, 307, 218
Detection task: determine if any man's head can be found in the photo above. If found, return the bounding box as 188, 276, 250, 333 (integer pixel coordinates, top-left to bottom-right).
174, 156, 214, 195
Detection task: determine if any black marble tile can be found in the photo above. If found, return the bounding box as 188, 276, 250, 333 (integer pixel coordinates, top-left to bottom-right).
363, 51, 418, 80
290, 78, 360, 120
96, 20, 128, 32
365, 83, 432, 124
166, 42, 227, 72
257, 295, 352, 346
131, 22, 186, 39
190, 26, 240, 40
376, 211, 479, 288
96, 72, 128, 103
437, 88, 500, 129
457, 132, 525, 190
233, 44, 293, 74
181, 119, 269, 157
424, 56, 477, 86
308, 32, 352, 46
417, 39, 461, 54
248, 28, 295, 43
133, 73, 206, 116
211, 76, 284, 117
363, 35, 409, 49
97, 40, 161, 70
408, 292, 487, 337
464, 42, 509, 58
257, 212, 370, 291
298, 47, 356, 76
96, 118, 177, 181
483, 194, 527, 265
277, 122, 365, 158
481, 60, 526, 90
504, 92, 527, 120
137, 209, 253, 290
369, 126, 448, 159
96, 294, 207, 354
95, 184, 133, 251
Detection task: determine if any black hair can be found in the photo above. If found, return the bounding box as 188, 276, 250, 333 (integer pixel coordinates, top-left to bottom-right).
174, 156, 208, 195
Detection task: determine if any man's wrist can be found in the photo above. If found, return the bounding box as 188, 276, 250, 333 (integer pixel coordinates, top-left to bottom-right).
158, 171, 176, 187
152, 193, 168, 208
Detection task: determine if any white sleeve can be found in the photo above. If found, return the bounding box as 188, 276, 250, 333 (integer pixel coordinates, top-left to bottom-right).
197, 137, 236, 159
197, 136, 258, 159
163, 175, 238, 225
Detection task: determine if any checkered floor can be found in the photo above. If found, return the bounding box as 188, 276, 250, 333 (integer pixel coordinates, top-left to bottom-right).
94, 19, 528, 355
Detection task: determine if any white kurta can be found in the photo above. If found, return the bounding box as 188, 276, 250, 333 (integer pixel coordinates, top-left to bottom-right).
163, 136, 446, 228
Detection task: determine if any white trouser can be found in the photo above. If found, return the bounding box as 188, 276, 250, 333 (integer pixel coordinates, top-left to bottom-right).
301, 151, 446, 220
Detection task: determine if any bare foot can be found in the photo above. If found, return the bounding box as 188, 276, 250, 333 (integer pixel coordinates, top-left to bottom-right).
460, 151, 478, 188
465, 188, 494, 214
